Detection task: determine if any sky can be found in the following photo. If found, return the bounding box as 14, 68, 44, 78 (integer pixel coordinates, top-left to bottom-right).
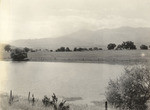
0, 0, 150, 43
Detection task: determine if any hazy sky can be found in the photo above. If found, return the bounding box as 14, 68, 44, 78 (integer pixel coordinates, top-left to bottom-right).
0, 0, 150, 43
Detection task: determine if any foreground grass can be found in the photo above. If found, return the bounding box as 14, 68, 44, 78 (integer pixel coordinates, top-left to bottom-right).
1, 50, 150, 65
0, 93, 117, 110
1, 93, 150, 110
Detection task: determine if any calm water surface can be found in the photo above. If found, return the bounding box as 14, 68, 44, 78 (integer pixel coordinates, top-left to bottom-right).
0, 61, 124, 104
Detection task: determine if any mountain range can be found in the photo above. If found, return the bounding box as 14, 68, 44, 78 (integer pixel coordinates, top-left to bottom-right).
11, 27, 150, 50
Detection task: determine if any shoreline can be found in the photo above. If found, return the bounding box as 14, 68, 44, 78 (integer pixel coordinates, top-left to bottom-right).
0, 92, 113, 110
1, 50, 150, 65
1, 57, 149, 66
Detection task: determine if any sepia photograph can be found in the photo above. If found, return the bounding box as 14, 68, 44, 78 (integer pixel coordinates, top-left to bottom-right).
0, 0, 150, 110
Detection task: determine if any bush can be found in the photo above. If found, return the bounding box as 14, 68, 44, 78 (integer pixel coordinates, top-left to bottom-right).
4, 44, 11, 52
11, 48, 28, 61
66, 47, 71, 52
106, 66, 150, 110
116, 44, 123, 50
99, 48, 103, 50
140, 45, 148, 50
116, 41, 137, 50
42, 93, 69, 110
107, 43, 116, 50
93, 47, 98, 51
24, 47, 30, 52
121, 41, 136, 50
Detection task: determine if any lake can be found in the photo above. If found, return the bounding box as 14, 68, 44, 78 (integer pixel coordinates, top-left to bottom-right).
0, 61, 124, 104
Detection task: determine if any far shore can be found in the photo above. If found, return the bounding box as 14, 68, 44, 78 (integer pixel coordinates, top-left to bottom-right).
1, 50, 150, 65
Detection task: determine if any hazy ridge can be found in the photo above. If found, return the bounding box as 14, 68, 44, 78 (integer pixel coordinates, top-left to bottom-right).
11, 27, 150, 49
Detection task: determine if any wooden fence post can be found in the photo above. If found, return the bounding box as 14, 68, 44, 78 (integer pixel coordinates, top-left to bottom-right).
31, 94, 35, 106
9, 90, 13, 105
28, 92, 30, 102
105, 101, 108, 110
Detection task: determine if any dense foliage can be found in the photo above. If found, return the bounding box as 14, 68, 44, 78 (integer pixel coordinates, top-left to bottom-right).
56, 47, 71, 52
42, 93, 69, 110
121, 41, 136, 49
24, 47, 30, 52
107, 43, 116, 50
106, 66, 150, 110
11, 48, 28, 61
4, 44, 11, 52
116, 41, 137, 50
140, 45, 148, 50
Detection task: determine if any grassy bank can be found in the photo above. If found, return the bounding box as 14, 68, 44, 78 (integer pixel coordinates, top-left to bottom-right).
0, 92, 116, 110
2, 50, 150, 65
1, 92, 149, 110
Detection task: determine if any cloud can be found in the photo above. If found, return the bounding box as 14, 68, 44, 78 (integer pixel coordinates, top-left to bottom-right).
0, 0, 150, 42
8, 14, 150, 40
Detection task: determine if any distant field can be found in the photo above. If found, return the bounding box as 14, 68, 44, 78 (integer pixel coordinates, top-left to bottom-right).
1, 50, 150, 65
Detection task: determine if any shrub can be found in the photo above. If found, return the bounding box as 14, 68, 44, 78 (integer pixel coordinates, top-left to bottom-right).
24, 47, 30, 52
106, 66, 150, 110
140, 45, 148, 50
121, 41, 136, 50
4, 44, 11, 52
99, 48, 103, 50
107, 43, 116, 50
93, 47, 98, 51
11, 48, 28, 61
116, 44, 123, 50
66, 47, 71, 52
89, 48, 93, 51
42, 93, 69, 110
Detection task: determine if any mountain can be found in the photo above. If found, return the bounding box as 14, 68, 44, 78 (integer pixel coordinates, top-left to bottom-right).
11, 27, 150, 50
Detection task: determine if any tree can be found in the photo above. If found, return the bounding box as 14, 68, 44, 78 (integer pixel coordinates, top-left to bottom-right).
116, 44, 123, 50
56, 49, 61, 52
140, 45, 148, 50
121, 41, 136, 50
93, 47, 98, 51
30, 49, 36, 52
107, 43, 116, 50
60, 47, 65, 52
24, 47, 30, 52
89, 48, 93, 51
99, 48, 103, 50
77, 48, 83, 51
11, 48, 28, 61
56, 47, 66, 52
106, 66, 150, 110
4, 44, 11, 52
45, 49, 49, 52
74, 47, 77, 51
66, 47, 71, 52
83, 48, 88, 51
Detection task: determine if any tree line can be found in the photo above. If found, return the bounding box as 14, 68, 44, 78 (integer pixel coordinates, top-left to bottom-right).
55, 47, 102, 52
3, 41, 150, 61
4, 45, 37, 53
107, 41, 149, 50
3, 41, 150, 54
56, 41, 149, 51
